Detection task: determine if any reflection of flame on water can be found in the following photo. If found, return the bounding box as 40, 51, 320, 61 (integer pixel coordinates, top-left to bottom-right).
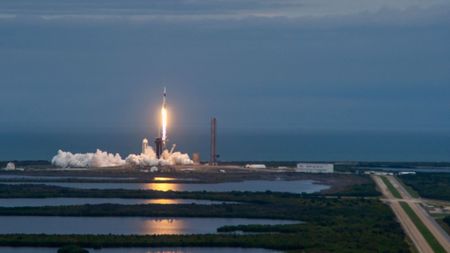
143, 182, 180, 191
153, 177, 177, 181
154, 218, 174, 223
146, 199, 179, 204
143, 218, 186, 234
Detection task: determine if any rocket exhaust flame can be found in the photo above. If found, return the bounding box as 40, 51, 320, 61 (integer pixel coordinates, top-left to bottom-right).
161, 87, 167, 144
161, 107, 167, 143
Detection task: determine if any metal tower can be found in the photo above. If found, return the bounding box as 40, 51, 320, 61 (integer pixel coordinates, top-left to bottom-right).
210, 117, 217, 165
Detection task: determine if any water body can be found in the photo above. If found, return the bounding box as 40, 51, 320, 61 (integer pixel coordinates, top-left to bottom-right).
0, 247, 278, 253
0, 175, 138, 180
1, 130, 449, 161
0, 198, 237, 207
0, 175, 198, 182
6, 180, 329, 193
0, 217, 298, 235
358, 167, 450, 173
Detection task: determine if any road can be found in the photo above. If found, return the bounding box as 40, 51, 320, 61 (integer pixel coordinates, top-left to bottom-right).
387, 176, 450, 251
372, 175, 434, 253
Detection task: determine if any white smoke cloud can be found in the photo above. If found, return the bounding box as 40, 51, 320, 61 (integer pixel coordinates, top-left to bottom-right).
161, 150, 193, 166
125, 152, 159, 167
52, 147, 193, 168
4, 162, 16, 171
125, 147, 193, 167
52, 149, 126, 168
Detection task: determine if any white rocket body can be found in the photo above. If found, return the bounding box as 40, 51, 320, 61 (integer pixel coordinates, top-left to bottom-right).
161, 87, 168, 145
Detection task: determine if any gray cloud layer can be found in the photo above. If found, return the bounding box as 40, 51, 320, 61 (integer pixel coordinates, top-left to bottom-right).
1, 0, 449, 20
0, 0, 449, 133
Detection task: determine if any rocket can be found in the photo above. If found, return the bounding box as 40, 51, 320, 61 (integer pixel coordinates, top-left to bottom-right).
155, 87, 168, 159
160, 87, 168, 144
163, 87, 167, 108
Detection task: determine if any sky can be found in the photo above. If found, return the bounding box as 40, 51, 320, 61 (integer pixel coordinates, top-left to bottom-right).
1, 0, 450, 135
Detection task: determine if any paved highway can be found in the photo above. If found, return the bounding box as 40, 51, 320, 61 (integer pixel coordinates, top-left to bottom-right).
387, 176, 450, 251
372, 175, 434, 253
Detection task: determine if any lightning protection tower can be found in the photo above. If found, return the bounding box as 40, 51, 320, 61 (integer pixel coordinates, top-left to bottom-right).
210, 117, 217, 165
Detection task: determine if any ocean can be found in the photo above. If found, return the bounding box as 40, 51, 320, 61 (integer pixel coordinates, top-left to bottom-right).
0, 130, 449, 162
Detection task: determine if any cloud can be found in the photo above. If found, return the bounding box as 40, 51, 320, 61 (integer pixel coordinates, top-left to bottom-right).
0, 0, 449, 135
1, 0, 449, 23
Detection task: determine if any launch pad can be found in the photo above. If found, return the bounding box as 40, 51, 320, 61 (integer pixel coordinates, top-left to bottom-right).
136, 87, 219, 166
141, 87, 172, 161
50, 87, 217, 169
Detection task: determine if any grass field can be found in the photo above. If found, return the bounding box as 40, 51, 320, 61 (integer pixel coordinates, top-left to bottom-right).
381, 176, 402, 199
399, 202, 446, 253
396, 177, 420, 198
436, 218, 450, 235
401, 173, 450, 202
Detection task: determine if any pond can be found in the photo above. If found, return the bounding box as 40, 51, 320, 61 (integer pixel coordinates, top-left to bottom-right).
6, 180, 329, 193
0, 175, 198, 182
0, 216, 299, 235
0, 198, 238, 207
0, 175, 138, 181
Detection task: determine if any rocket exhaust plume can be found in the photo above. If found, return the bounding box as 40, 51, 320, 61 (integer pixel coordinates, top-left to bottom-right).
161, 87, 168, 144
51, 86, 194, 168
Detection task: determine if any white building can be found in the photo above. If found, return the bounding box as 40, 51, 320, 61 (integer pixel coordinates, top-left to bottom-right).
245, 164, 267, 169
295, 163, 334, 173
398, 171, 416, 175
363, 171, 393, 176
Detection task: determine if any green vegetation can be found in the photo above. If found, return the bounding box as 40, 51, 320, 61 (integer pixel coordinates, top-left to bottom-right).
0, 198, 392, 223
0, 203, 296, 218
396, 178, 420, 198
0, 221, 409, 253
334, 162, 450, 173
0, 183, 377, 201
381, 176, 402, 198
337, 162, 450, 170
0, 184, 409, 252
57, 245, 89, 253
444, 216, 450, 227
437, 216, 450, 235
401, 173, 450, 201
0, 234, 338, 251
0, 168, 444, 252
399, 202, 446, 253
327, 182, 380, 197
218, 223, 305, 233
0, 173, 377, 196
0, 183, 301, 202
